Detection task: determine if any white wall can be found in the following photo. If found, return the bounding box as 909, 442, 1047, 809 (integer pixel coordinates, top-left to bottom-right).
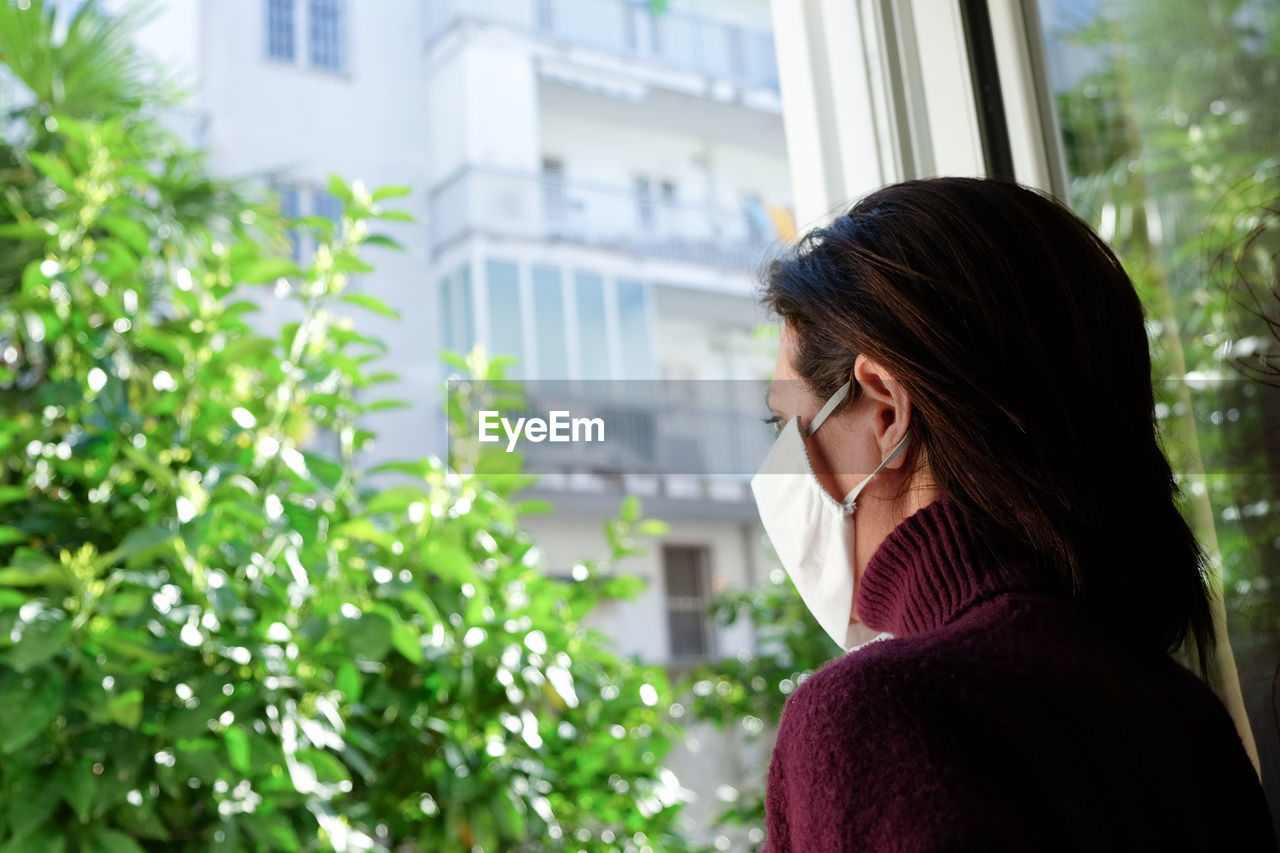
519, 514, 763, 665
132, 0, 437, 465
539, 83, 792, 214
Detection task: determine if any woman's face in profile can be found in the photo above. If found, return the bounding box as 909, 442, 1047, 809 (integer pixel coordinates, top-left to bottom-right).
767, 322, 879, 506
767, 322, 933, 627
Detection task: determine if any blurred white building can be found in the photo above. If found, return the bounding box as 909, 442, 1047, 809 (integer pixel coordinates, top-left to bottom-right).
131, 0, 794, 845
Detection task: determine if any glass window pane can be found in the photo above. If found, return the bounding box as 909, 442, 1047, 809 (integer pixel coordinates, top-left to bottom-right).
574, 271, 610, 380
532, 265, 568, 379
616, 278, 652, 379
276, 183, 301, 262
667, 611, 707, 658
267, 0, 295, 61
664, 545, 712, 658
313, 189, 343, 228
309, 0, 341, 70
486, 260, 523, 378
1037, 0, 1280, 825
440, 264, 473, 356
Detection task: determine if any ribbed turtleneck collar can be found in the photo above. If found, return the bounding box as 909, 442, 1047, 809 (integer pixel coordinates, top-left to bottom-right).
856, 497, 1056, 637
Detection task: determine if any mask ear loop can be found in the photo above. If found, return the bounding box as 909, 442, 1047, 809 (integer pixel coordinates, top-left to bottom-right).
806, 380, 851, 436
841, 432, 912, 512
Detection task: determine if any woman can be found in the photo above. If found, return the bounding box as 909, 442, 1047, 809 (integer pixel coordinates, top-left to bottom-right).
750, 178, 1275, 851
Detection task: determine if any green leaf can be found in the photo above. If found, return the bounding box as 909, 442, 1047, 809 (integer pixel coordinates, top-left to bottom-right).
341, 292, 400, 318
26, 151, 75, 189
241, 812, 300, 852
62, 760, 95, 822
399, 589, 441, 624
336, 661, 362, 703
238, 257, 303, 284
0, 221, 54, 240
87, 827, 146, 853
361, 233, 402, 250
100, 215, 150, 255
0, 562, 71, 587
293, 748, 349, 786
371, 209, 414, 222
364, 484, 429, 515
343, 612, 393, 662
619, 495, 641, 524
0, 486, 30, 506
5, 768, 59, 845
370, 185, 411, 201
300, 451, 345, 489
174, 738, 224, 783
105, 688, 144, 728
334, 252, 375, 273
0, 526, 29, 547
365, 397, 409, 412
0, 827, 64, 853
0, 669, 64, 753
116, 523, 177, 569
7, 606, 72, 668
225, 726, 252, 774
331, 518, 397, 550
391, 619, 423, 664
423, 542, 477, 585
326, 173, 353, 203
513, 499, 554, 516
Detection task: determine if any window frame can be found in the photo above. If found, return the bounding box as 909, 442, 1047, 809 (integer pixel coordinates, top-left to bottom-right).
661, 544, 717, 662
265, 0, 297, 63
307, 0, 345, 73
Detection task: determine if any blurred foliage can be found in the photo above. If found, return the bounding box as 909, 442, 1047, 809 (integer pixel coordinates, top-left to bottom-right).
1048, 0, 1280, 641
0, 1, 701, 851
674, 565, 833, 834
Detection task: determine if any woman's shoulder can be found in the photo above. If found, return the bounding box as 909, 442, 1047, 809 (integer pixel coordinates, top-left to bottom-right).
779, 594, 1037, 731
775, 634, 940, 760
776, 588, 1248, 765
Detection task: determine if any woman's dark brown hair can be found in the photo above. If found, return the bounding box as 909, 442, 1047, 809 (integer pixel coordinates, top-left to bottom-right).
763, 176, 1214, 673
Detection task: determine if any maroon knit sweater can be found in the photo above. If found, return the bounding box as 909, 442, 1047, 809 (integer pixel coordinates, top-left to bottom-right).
762, 497, 1275, 852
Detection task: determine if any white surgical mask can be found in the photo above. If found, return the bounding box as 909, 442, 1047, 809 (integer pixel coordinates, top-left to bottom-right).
750, 380, 910, 653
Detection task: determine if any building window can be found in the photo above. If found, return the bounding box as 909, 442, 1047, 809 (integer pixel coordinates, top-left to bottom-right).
266, 0, 296, 61
574, 272, 610, 380
634, 176, 653, 230
663, 545, 715, 660
440, 264, 474, 356
535, 0, 554, 32
532, 266, 569, 379
486, 260, 524, 379
659, 180, 677, 205
313, 189, 344, 234
276, 183, 301, 262
541, 157, 567, 225
309, 0, 342, 71
616, 279, 652, 379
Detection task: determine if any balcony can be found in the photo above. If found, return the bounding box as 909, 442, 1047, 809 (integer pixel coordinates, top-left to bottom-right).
429, 165, 788, 272
424, 0, 780, 92
476, 383, 775, 507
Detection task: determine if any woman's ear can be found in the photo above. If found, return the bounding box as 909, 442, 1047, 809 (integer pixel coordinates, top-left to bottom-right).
852, 354, 912, 466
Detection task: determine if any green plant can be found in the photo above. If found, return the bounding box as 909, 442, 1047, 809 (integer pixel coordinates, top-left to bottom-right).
0, 2, 699, 850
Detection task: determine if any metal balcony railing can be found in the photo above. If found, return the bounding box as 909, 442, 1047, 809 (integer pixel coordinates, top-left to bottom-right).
430, 165, 787, 271
424, 0, 779, 91
506, 384, 776, 479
